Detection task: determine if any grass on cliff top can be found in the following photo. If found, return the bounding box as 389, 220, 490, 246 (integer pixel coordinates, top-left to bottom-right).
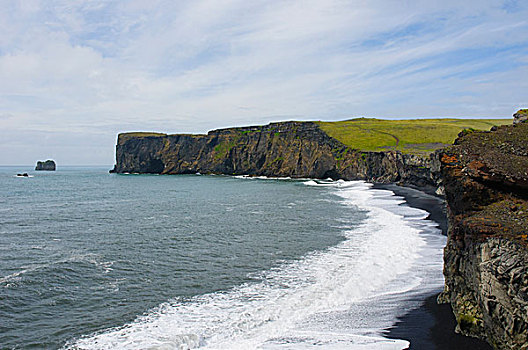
120, 132, 167, 137
317, 118, 511, 154
118, 132, 167, 143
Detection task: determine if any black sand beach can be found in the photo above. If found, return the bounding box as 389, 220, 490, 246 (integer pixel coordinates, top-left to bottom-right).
375, 184, 492, 350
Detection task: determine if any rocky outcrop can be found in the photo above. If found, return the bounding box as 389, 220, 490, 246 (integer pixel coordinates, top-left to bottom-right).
439, 122, 528, 349
513, 109, 528, 125
35, 160, 56, 171
111, 122, 441, 190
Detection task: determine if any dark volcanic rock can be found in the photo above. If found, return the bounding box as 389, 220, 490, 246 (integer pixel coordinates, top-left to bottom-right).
35, 159, 56, 171
439, 122, 528, 349
110, 122, 441, 190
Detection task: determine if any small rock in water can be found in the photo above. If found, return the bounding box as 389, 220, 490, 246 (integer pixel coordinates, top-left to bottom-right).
35, 159, 56, 171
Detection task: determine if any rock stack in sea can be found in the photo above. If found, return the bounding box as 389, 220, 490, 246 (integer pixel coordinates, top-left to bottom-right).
35, 160, 56, 171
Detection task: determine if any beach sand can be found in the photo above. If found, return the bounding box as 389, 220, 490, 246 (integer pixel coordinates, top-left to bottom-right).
375, 184, 492, 350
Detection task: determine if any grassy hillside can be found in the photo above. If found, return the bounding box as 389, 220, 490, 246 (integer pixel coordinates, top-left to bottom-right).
317, 118, 511, 155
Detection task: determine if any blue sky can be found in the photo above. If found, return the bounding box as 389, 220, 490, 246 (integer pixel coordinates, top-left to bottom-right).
1, 0, 527, 165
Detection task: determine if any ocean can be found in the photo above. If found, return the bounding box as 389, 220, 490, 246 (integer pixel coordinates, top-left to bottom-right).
0, 167, 446, 349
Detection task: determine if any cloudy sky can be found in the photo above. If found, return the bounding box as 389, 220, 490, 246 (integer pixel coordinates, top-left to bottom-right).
1, 0, 527, 165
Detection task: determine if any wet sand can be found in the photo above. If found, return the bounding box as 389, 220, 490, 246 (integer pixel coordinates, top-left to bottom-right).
375, 184, 492, 350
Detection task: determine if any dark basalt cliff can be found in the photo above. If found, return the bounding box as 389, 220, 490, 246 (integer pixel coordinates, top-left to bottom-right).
438, 122, 528, 349
111, 121, 441, 190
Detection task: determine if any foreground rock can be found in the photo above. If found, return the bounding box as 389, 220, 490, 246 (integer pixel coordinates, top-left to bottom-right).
35, 160, 56, 171
439, 122, 528, 349
513, 109, 528, 125
110, 122, 442, 191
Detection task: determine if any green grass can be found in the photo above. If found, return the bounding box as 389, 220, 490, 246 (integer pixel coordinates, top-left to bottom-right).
241, 129, 261, 134
120, 132, 166, 137
214, 136, 241, 159
268, 156, 284, 165
317, 118, 511, 154
457, 313, 479, 333
118, 132, 167, 144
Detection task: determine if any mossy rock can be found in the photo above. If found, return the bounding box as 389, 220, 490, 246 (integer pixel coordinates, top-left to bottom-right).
515, 109, 528, 116
456, 312, 484, 336
514, 109, 528, 124
458, 314, 477, 330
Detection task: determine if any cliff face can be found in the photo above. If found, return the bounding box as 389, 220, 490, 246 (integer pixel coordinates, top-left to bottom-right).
439, 122, 528, 349
111, 121, 441, 189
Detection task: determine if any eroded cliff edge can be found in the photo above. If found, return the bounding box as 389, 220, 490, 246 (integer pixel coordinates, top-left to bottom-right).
110, 121, 441, 190
438, 122, 528, 349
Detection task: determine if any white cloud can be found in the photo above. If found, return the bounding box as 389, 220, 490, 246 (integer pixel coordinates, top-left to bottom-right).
0, 0, 527, 164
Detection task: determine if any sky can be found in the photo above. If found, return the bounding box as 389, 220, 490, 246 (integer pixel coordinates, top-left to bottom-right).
1, 1, 527, 165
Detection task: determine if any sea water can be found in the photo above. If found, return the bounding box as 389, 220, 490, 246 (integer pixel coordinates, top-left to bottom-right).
0, 167, 445, 349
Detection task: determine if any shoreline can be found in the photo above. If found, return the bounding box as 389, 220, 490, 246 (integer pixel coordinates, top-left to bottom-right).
375, 183, 492, 350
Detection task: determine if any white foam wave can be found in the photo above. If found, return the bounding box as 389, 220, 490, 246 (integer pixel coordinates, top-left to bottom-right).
302, 180, 319, 186
302, 179, 348, 187
234, 175, 293, 180
70, 180, 444, 350
1, 253, 115, 285
0, 269, 29, 284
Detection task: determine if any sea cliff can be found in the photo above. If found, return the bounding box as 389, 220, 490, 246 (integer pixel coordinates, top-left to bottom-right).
110, 116, 527, 349
111, 121, 441, 191
438, 121, 528, 349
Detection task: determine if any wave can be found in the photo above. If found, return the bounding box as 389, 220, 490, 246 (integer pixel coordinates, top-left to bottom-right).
1, 253, 115, 286
234, 175, 293, 180
68, 180, 444, 350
